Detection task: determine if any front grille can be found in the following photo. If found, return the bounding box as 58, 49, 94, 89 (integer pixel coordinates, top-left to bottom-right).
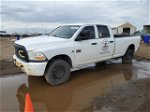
14, 44, 29, 62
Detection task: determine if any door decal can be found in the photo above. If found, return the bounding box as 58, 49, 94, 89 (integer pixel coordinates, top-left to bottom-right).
100, 39, 110, 54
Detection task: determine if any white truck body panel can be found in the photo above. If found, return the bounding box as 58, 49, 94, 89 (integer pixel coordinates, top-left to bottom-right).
113, 36, 140, 58
13, 24, 140, 76
13, 55, 47, 76
16, 36, 67, 51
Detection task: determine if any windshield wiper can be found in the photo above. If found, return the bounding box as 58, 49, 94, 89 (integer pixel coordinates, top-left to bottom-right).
52, 35, 58, 37
51, 34, 69, 39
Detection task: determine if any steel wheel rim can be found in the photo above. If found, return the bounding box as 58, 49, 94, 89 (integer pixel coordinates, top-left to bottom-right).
52, 65, 65, 79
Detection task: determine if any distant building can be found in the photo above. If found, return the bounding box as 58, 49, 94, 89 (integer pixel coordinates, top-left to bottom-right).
111, 22, 136, 35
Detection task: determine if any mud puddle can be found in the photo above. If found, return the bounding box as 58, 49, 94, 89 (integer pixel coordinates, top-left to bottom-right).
0, 59, 150, 112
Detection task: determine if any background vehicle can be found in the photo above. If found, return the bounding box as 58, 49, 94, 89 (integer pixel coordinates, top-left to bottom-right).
133, 30, 150, 40
13, 24, 141, 85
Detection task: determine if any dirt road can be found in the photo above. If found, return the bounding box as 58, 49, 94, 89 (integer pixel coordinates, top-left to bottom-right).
0, 59, 150, 112
0, 38, 22, 75
0, 38, 15, 60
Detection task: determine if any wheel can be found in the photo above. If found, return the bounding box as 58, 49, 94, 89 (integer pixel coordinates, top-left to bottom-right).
45, 59, 71, 85
122, 48, 134, 64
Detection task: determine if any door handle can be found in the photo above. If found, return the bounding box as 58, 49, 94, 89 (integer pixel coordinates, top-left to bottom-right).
76, 49, 82, 53
91, 43, 97, 45
109, 41, 114, 43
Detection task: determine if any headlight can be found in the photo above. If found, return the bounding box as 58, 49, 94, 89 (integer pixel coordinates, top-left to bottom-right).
28, 50, 47, 61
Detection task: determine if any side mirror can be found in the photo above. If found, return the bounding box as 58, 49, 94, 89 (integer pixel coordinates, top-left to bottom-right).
75, 31, 90, 41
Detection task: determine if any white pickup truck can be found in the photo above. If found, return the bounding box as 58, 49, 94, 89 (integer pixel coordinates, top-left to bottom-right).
13, 24, 140, 85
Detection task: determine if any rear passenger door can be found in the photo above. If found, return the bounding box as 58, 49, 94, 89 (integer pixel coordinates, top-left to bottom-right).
96, 25, 115, 60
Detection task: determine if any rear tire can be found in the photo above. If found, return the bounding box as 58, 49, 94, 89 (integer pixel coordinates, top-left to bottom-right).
122, 48, 134, 64
45, 59, 71, 86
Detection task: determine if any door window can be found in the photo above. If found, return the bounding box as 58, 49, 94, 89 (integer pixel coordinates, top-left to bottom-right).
97, 25, 110, 38
78, 26, 95, 39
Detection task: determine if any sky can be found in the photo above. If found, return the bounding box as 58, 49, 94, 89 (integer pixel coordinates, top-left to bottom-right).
0, 0, 150, 33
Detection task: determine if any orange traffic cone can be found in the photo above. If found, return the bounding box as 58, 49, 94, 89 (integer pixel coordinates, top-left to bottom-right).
24, 93, 34, 112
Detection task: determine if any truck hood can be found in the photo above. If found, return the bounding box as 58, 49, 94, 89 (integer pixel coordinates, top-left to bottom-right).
15, 36, 67, 50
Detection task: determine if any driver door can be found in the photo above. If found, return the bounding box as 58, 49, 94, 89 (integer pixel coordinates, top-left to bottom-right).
74, 26, 99, 65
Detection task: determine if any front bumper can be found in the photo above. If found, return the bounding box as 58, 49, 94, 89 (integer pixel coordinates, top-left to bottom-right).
13, 55, 47, 76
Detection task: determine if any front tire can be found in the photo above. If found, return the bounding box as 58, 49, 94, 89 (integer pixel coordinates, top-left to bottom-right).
122, 48, 134, 64
45, 59, 71, 85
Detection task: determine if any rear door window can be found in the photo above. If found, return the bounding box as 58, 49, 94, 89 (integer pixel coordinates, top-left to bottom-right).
97, 25, 110, 38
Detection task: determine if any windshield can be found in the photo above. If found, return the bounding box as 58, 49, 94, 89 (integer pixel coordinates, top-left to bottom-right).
49, 25, 80, 39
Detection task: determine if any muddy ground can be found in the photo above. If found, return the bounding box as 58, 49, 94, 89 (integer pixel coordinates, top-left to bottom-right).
82, 78, 150, 112
0, 59, 150, 112
0, 37, 149, 75
135, 41, 150, 59
0, 38, 22, 75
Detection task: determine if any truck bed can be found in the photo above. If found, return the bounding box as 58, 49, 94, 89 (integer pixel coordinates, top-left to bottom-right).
112, 36, 141, 58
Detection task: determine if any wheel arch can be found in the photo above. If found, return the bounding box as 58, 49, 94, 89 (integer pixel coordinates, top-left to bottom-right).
124, 44, 135, 55
44, 54, 72, 74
